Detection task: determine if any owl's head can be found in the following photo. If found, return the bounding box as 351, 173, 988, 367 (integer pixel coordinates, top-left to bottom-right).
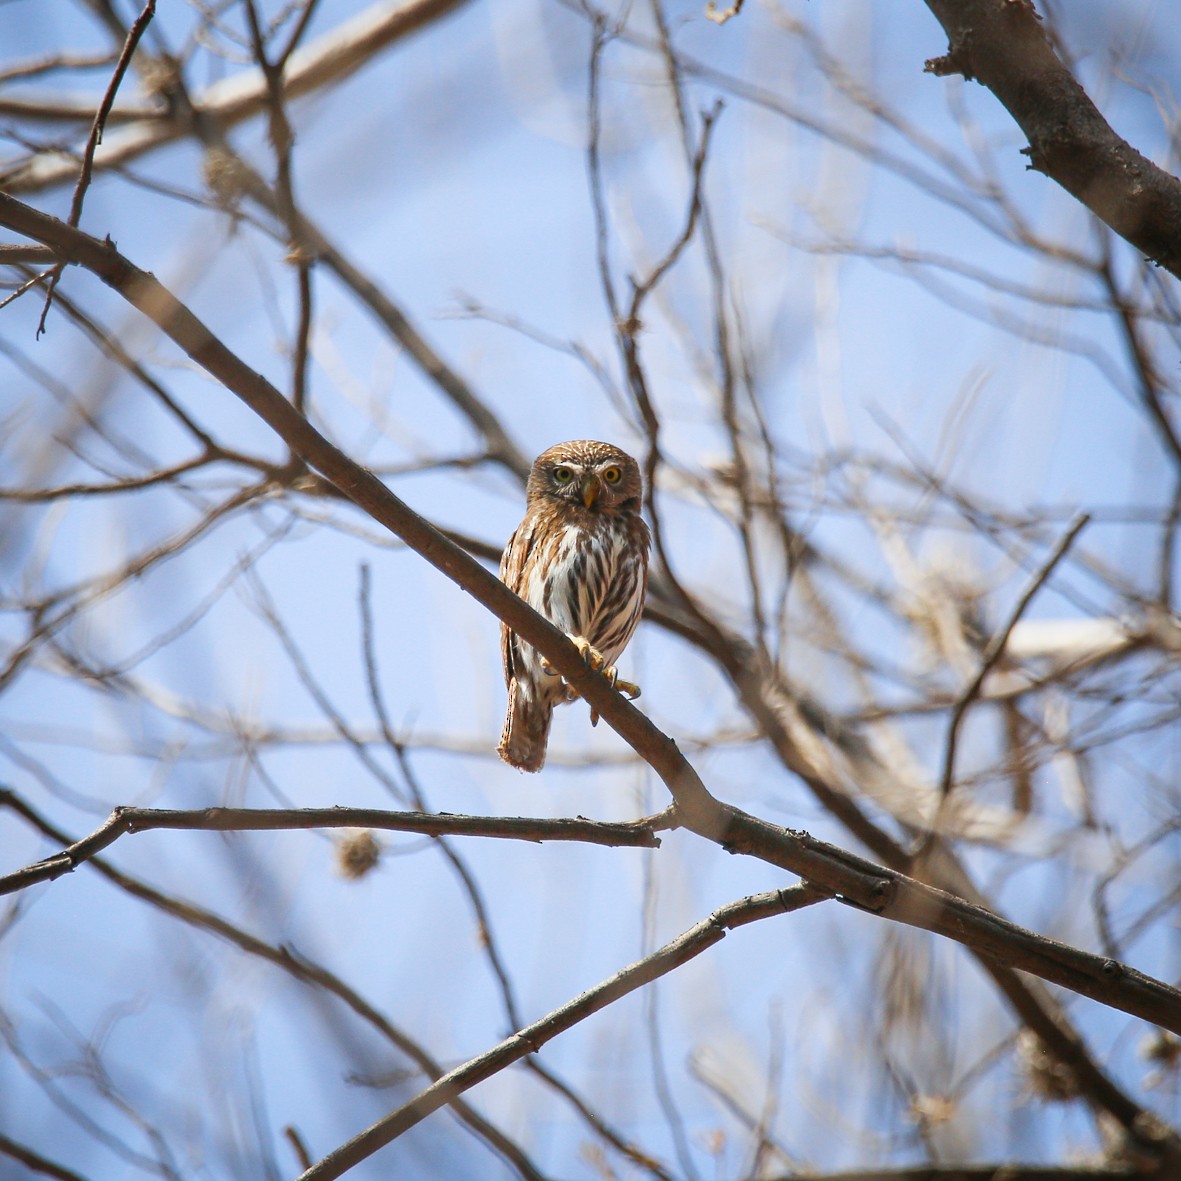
527, 440, 643, 515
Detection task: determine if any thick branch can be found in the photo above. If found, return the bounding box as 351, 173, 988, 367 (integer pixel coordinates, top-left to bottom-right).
923, 0, 1181, 279
0, 1134, 88, 1181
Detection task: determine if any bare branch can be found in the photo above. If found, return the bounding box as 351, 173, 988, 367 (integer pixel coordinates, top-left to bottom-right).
0, 800, 665, 898
2, 0, 476, 195
1, 787, 551, 1181
937, 512, 1091, 800
36, 0, 155, 335
299, 885, 830, 1180
922, 0, 1181, 279
0, 1135, 90, 1181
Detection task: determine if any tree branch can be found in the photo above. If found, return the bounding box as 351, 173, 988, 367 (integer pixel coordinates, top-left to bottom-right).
1, 0, 474, 194
938, 511, 1090, 799
922, 0, 1181, 280
0, 799, 664, 897
298, 885, 829, 1180
0, 788, 549, 1181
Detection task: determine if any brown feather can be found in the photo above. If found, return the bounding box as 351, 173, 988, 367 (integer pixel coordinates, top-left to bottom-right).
497, 440, 650, 771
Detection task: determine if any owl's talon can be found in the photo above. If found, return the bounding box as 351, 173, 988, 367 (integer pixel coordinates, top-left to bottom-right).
569, 635, 607, 671
600, 663, 641, 702
568, 667, 640, 726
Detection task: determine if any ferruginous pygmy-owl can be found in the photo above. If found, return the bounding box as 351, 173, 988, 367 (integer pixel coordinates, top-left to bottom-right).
498, 440, 651, 772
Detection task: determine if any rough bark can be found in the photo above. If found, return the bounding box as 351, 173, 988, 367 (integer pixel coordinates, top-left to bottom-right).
923, 0, 1181, 279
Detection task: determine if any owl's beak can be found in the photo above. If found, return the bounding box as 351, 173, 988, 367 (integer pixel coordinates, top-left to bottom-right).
580, 475, 599, 509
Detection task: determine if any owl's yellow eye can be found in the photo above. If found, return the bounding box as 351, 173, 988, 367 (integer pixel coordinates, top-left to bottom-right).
553, 466, 574, 484
602, 466, 622, 484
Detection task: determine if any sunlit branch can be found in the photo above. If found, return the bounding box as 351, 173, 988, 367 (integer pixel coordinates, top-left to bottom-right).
298, 884, 829, 1180
0, 799, 664, 898
1, 0, 476, 194
923, 0, 1181, 279
0, 244, 60, 264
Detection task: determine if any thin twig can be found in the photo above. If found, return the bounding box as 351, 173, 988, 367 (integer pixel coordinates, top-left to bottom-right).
1161, 475, 1181, 607
244, 0, 315, 417
0, 266, 54, 312
67, 1, 156, 230
4, 0, 475, 196
283, 1127, 313, 1173
938, 512, 1090, 799
36, 0, 155, 336
0, 455, 213, 502
627, 100, 721, 309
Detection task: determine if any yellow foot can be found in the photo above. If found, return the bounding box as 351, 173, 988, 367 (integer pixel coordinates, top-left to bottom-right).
587, 668, 641, 727
598, 659, 641, 701
554, 637, 642, 723
542, 637, 605, 678
569, 635, 606, 671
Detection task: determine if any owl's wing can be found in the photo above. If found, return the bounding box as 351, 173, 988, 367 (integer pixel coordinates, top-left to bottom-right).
498, 517, 536, 688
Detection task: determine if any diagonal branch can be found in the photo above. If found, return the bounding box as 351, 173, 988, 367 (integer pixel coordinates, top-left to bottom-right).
922, 0, 1181, 280
298, 885, 830, 1181
35, 0, 155, 336
0, 1133, 89, 1181
1, 0, 474, 195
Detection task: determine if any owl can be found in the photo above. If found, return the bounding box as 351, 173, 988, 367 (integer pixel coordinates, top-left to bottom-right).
498, 440, 651, 772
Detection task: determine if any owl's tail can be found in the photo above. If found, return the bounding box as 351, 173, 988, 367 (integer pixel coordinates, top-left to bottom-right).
498, 680, 553, 772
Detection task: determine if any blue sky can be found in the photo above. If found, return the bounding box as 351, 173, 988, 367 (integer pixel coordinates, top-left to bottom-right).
1, 0, 1179, 1177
